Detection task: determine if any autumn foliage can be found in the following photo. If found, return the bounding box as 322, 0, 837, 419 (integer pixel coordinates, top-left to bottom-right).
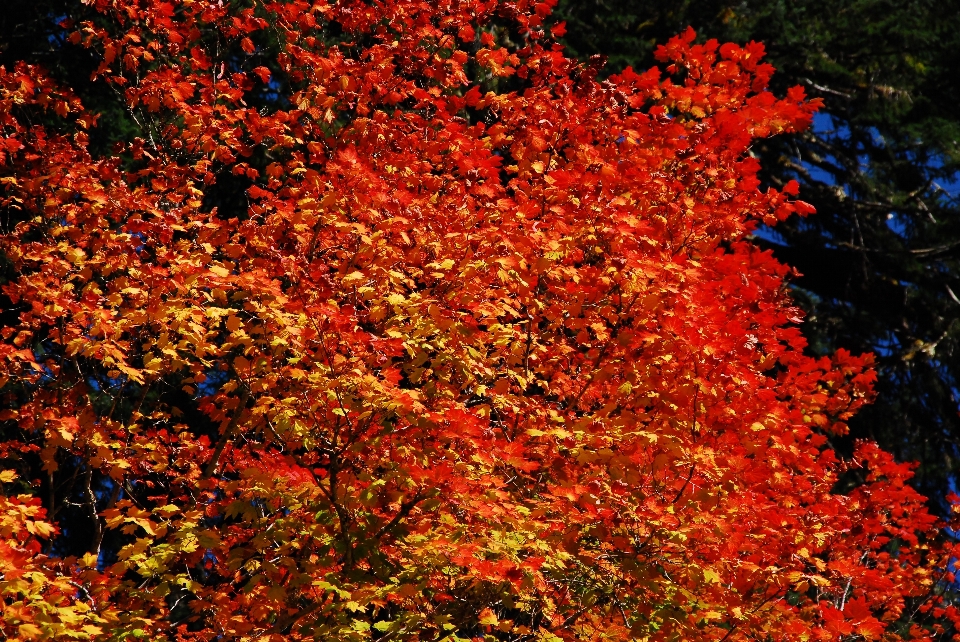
0, 1, 958, 640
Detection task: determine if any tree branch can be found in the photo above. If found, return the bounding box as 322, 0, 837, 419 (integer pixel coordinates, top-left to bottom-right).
202, 385, 251, 479
374, 490, 425, 541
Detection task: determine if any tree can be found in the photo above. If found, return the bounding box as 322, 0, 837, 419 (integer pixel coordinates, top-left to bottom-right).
554, 0, 960, 506
1, 1, 958, 640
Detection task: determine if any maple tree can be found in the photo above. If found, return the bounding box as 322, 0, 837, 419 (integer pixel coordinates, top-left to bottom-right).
555, 0, 960, 502
1, 0, 960, 640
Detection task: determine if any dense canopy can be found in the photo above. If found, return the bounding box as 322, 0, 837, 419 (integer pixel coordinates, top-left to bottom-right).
1, 1, 958, 641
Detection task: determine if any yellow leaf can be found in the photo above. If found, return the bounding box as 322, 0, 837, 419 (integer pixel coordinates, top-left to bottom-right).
702, 568, 721, 584
18, 623, 42, 640
26, 519, 56, 538
478, 608, 499, 626
130, 517, 156, 535
0, 469, 16, 482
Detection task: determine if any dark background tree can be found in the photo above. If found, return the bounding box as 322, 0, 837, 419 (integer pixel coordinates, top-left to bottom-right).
555, 0, 960, 507
0, 1, 139, 158
4, 0, 960, 507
